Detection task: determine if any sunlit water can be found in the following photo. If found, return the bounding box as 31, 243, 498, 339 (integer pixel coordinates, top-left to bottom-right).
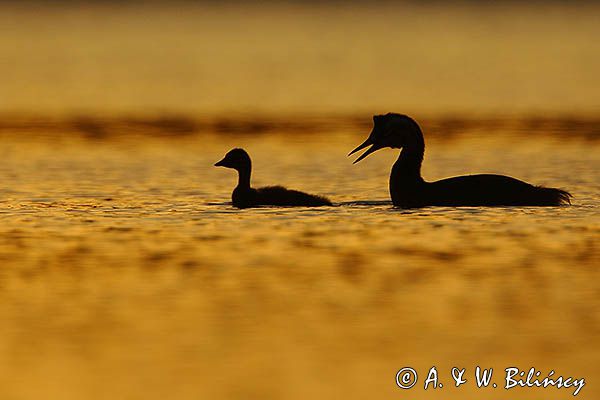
2, 2, 599, 398
0, 117, 598, 399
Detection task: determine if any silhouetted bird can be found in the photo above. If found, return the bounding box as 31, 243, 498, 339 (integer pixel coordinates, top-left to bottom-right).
215, 148, 332, 208
349, 113, 571, 208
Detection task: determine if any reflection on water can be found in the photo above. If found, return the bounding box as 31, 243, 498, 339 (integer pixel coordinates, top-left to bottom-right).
0, 118, 598, 399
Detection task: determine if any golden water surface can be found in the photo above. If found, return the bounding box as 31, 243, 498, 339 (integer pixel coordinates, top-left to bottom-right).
1, 1, 599, 399
0, 117, 598, 399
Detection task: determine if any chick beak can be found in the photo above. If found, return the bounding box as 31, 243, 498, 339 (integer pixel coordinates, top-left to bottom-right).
348, 138, 382, 164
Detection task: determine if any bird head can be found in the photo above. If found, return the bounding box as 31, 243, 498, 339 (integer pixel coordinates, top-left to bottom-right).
214, 148, 251, 171
349, 113, 423, 163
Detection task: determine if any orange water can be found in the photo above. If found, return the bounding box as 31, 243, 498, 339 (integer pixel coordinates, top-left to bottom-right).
1, 2, 599, 399
0, 118, 598, 399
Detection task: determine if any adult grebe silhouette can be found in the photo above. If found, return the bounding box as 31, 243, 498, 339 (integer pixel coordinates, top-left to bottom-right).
349, 113, 572, 208
215, 148, 332, 208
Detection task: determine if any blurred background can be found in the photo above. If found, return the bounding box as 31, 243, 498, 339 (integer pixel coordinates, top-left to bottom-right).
1, 0, 600, 116
0, 1, 598, 400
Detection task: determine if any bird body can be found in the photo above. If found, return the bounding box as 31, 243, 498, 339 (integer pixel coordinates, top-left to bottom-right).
350, 113, 571, 208
215, 148, 332, 208
390, 172, 570, 208
233, 185, 331, 208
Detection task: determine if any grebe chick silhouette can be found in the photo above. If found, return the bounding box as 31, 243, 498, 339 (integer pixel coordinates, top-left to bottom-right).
215, 148, 332, 208
349, 113, 571, 208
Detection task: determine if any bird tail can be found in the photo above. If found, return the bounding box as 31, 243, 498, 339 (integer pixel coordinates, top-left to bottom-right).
534, 186, 572, 206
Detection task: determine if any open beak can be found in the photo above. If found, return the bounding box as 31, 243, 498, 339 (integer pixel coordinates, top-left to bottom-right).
348, 138, 382, 164
214, 158, 226, 167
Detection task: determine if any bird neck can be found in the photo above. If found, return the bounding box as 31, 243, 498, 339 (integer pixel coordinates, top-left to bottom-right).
237, 166, 252, 189
393, 143, 425, 180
